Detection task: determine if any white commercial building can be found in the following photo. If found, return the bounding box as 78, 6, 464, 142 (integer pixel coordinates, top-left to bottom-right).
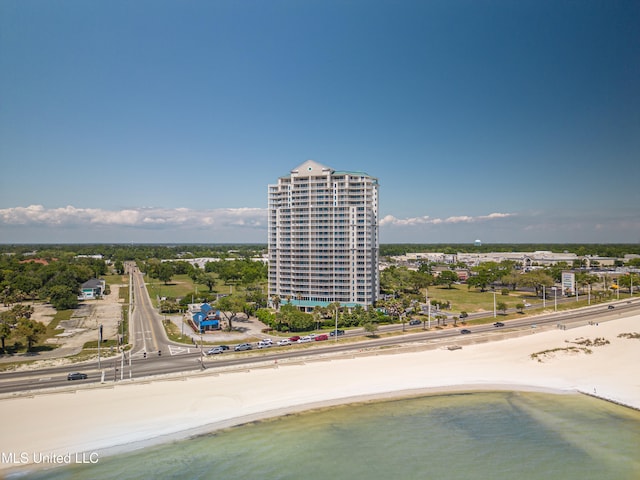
268, 160, 379, 310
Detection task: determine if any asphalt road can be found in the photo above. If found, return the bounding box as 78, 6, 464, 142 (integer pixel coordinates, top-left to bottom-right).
1, 291, 639, 395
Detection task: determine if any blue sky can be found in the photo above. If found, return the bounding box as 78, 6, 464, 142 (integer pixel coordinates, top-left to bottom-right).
1, 0, 639, 244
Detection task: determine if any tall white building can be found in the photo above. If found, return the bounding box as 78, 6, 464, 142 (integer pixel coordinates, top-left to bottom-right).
268, 160, 379, 310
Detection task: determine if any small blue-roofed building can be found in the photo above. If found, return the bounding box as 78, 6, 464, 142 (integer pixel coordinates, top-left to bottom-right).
190, 303, 222, 332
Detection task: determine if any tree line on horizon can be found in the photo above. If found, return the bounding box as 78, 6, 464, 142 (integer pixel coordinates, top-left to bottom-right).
2, 242, 640, 259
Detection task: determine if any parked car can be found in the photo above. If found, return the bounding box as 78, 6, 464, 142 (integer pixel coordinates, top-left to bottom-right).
330, 329, 345, 336
257, 341, 272, 349
234, 343, 252, 351
277, 339, 291, 346
460, 329, 472, 334
67, 372, 87, 381
297, 336, 312, 343
524, 302, 532, 307
315, 334, 329, 341
308, 333, 317, 339
493, 322, 505, 327
409, 319, 421, 326
289, 335, 301, 342
261, 338, 273, 345
608, 305, 615, 310
206, 347, 224, 355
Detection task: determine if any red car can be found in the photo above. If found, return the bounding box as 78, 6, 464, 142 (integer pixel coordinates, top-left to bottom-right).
289, 335, 301, 342
314, 334, 329, 341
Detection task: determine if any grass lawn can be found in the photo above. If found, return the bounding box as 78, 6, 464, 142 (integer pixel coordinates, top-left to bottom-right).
427, 285, 538, 314
103, 274, 128, 286
144, 274, 265, 305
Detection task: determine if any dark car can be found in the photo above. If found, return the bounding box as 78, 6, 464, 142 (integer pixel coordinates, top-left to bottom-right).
329, 329, 345, 336
67, 372, 87, 381
234, 343, 252, 351
289, 335, 301, 342
409, 319, 421, 326
493, 322, 505, 327
608, 305, 615, 310
460, 329, 472, 334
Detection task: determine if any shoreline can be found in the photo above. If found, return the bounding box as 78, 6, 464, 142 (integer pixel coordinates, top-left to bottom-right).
1, 314, 638, 475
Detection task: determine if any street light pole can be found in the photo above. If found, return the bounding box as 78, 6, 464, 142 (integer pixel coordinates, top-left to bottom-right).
200, 332, 204, 369
493, 291, 497, 318
553, 287, 557, 312
98, 323, 102, 370
543, 285, 546, 308
426, 288, 431, 329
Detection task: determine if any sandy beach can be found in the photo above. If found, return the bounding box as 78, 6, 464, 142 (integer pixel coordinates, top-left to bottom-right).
1, 313, 638, 474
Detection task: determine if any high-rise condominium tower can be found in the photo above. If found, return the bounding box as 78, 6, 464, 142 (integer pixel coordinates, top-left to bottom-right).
268, 160, 379, 310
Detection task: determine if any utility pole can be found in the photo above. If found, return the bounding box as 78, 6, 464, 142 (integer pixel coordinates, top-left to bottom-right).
426, 288, 431, 329
200, 332, 204, 369
493, 290, 497, 318
98, 323, 102, 369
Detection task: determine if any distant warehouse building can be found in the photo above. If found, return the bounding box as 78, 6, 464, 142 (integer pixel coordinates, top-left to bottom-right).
268, 160, 379, 311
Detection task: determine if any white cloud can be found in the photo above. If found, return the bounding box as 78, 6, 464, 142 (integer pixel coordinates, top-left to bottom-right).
379, 212, 514, 227
1, 206, 515, 231
0, 205, 267, 231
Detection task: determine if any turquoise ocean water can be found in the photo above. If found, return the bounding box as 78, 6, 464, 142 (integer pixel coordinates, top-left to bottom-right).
18, 392, 640, 480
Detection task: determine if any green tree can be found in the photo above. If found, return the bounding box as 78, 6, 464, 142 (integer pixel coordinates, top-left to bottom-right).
48, 285, 78, 310
7, 275, 42, 299
496, 301, 508, 315
160, 299, 180, 313
271, 295, 281, 312
408, 270, 434, 293
216, 295, 247, 332
436, 270, 459, 289
520, 270, 554, 299
618, 273, 639, 294
576, 272, 599, 295
362, 321, 379, 337
0, 310, 18, 351
546, 262, 571, 283
16, 318, 46, 351
158, 263, 174, 285
467, 262, 502, 292
198, 271, 219, 293
502, 272, 521, 291
1, 285, 12, 307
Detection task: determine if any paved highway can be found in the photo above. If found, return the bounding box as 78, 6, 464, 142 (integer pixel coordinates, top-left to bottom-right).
129, 263, 169, 356
1, 279, 639, 395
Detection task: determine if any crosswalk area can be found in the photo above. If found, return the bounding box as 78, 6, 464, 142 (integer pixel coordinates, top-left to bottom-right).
132, 344, 195, 358
167, 345, 194, 356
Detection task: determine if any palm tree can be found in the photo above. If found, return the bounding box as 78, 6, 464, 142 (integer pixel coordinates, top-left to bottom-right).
271, 295, 281, 312
312, 306, 323, 331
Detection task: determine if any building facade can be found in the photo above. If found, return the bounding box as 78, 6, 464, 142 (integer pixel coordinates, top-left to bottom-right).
268, 160, 379, 310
